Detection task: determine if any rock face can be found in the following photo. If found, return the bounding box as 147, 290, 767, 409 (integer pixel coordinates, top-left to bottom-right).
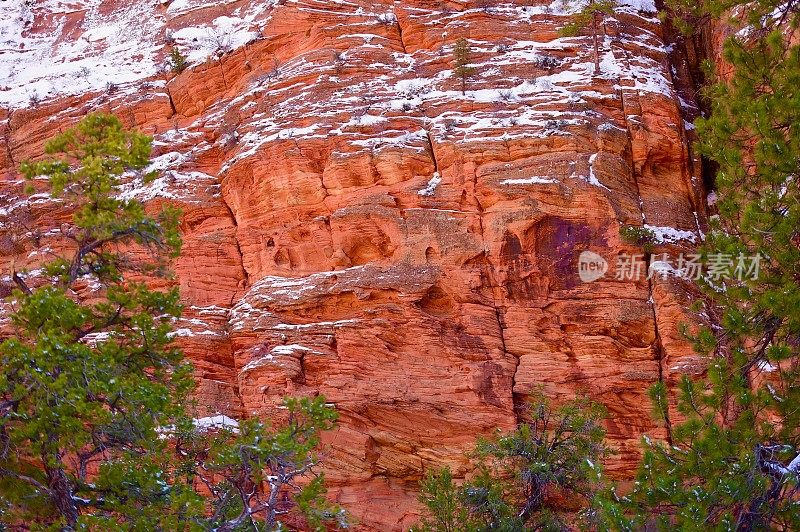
0, 0, 710, 528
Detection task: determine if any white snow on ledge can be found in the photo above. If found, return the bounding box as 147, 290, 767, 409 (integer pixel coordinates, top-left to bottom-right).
418, 173, 442, 196
618, 0, 658, 13
272, 319, 359, 330
645, 224, 698, 243
239, 344, 321, 375
500, 176, 556, 185
194, 415, 239, 432
757, 360, 777, 373
167, 0, 242, 15
271, 344, 319, 356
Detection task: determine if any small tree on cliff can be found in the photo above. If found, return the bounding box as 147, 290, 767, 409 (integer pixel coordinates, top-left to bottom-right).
0, 113, 345, 530
169, 46, 188, 74
178, 396, 347, 531
415, 393, 606, 530
560, 0, 616, 75
597, 2, 800, 529
452, 38, 477, 95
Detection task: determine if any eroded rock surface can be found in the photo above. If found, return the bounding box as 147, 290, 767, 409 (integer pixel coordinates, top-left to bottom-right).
0, 0, 709, 528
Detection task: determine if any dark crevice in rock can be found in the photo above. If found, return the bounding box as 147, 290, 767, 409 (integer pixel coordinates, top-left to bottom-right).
388, 191, 406, 220
658, 0, 715, 119
216, 199, 249, 421
164, 86, 178, 117
218, 60, 229, 91
424, 129, 440, 176
393, 9, 409, 54
647, 275, 674, 446
619, 84, 675, 445
660, 3, 717, 200
450, 136, 516, 423
218, 187, 250, 297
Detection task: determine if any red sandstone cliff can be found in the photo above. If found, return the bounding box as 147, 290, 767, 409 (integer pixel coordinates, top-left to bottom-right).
0, 0, 712, 528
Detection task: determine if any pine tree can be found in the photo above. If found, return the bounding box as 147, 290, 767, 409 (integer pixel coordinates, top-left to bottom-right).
415, 394, 606, 530
560, 0, 616, 75
170, 46, 188, 74
452, 38, 476, 95
0, 112, 198, 528
597, 2, 800, 529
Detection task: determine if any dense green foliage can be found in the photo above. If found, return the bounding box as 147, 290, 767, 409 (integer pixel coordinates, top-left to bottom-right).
619, 226, 658, 255
598, 1, 800, 529
0, 114, 344, 530
0, 113, 192, 529
178, 396, 346, 531
415, 395, 606, 531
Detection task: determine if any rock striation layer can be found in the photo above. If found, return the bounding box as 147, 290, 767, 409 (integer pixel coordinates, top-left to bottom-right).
0, 0, 710, 528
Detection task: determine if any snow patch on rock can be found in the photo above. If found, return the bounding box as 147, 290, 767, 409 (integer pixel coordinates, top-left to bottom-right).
194, 415, 239, 432
418, 173, 442, 196
644, 225, 698, 243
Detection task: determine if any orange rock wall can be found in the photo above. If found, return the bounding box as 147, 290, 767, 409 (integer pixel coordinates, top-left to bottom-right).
0, 0, 711, 528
